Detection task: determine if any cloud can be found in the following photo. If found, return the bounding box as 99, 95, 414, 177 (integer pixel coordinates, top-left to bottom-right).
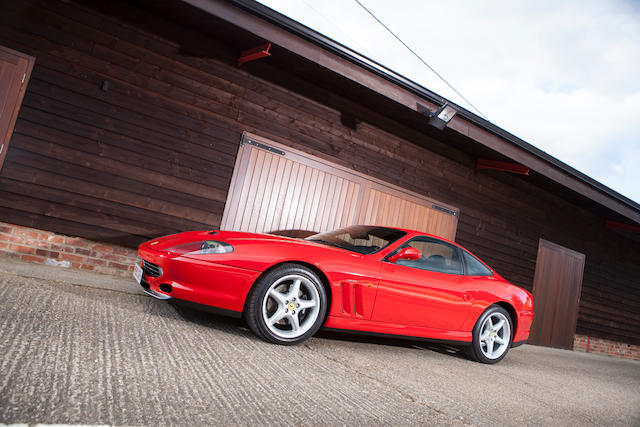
259, 0, 640, 204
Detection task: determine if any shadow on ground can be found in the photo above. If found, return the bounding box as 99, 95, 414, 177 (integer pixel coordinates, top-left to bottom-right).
169, 298, 467, 359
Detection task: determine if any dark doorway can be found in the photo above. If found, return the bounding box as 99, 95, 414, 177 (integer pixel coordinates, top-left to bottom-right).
529, 239, 585, 349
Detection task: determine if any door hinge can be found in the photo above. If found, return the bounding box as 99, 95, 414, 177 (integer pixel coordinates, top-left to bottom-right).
22, 73, 26, 84
0, 143, 4, 155
432, 204, 457, 216
241, 135, 285, 156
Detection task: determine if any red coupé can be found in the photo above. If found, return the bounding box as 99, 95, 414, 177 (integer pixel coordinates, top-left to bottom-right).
134, 225, 533, 363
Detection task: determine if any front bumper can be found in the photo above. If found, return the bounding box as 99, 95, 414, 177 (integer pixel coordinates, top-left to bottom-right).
138, 276, 172, 300
134, 246, 261, 313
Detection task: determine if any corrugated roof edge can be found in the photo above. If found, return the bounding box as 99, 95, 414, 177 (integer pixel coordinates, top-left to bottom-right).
228, 0, 639, 214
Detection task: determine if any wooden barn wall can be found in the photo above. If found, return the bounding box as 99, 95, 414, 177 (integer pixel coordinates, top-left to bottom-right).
0, 0, 637, 344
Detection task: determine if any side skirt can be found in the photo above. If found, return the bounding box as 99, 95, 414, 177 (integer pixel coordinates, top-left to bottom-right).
322, 327, 470, 347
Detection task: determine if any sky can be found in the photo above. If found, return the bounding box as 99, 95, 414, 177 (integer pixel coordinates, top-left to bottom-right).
257, 0, 640, 204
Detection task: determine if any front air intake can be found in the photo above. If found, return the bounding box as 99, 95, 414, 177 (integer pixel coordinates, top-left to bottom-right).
142, 260, 162, 277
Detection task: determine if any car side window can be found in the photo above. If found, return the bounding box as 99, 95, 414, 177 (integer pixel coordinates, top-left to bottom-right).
394, 237, 463, 275
461, 250, 493, 276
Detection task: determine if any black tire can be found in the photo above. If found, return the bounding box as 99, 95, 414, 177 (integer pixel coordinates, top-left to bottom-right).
245, 263, 327, 345
464, 305, 513, 364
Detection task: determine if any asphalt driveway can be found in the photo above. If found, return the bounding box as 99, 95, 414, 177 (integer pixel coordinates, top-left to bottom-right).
0, 258, 638, 426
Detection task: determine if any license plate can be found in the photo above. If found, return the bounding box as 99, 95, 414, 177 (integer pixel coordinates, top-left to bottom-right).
133, 263, 143, 284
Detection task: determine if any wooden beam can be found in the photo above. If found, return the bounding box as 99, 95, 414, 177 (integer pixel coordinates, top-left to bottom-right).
181, 0, 439, 114
450, 117, 640, 224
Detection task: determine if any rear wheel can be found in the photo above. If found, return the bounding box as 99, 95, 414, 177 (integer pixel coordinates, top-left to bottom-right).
465, 305, 513, 364
245, 264, 327, 345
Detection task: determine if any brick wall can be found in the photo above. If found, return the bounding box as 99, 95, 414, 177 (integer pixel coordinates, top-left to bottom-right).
574, 334, 640, 361
0, 222, 137, 278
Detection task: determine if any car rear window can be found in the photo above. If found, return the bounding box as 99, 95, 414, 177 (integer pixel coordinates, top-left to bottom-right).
462, 250, 494, 276
306, 225, 406, 254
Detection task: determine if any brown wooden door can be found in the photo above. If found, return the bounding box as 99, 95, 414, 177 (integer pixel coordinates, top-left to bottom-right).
529, 239, 585, 349
0, 45, 34, 170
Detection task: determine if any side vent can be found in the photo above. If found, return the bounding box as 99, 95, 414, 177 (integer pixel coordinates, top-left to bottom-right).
341, 283, 352, 314
353, 284, 364, 316
340, 282, 364, 317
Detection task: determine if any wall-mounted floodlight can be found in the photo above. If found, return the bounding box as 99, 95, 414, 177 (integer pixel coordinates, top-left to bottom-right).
425, 103, 458, 130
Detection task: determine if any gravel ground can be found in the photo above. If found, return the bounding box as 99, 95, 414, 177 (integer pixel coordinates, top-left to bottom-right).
0, 258, 638, 426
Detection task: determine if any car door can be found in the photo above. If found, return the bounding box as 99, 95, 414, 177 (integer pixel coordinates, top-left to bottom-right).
372, 236, 476, 331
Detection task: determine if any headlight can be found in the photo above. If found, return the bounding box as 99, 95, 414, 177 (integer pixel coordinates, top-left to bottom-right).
165, 240, 234, 255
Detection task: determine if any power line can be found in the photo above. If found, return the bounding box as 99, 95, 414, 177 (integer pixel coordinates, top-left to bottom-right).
300, 0, 369, 54
354, 0, 488, 119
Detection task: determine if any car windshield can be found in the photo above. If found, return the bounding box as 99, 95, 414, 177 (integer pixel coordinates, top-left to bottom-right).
306, 225, 406, 254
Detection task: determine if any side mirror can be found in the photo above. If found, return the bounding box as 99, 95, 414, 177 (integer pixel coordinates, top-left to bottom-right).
388, 247, 422, 264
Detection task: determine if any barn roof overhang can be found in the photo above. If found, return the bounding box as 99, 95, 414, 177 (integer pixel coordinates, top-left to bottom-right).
174, 0, 640, 226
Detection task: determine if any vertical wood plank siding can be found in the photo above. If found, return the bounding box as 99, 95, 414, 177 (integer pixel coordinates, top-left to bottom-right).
223, 144, 363, 234
359, 188, 458, 241
0, 0, 637, 344
223, 139, 457, 238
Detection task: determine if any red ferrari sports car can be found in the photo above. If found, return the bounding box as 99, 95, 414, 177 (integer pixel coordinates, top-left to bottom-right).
134, 225, 533, 363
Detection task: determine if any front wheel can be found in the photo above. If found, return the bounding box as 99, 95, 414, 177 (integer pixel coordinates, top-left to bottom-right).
245, 264, 327, 345
465, 305, 513, 364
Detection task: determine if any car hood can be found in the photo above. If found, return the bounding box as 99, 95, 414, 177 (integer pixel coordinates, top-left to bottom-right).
140, 230, 330, 252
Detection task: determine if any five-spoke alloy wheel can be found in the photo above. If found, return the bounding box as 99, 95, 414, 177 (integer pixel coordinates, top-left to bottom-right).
245, 264, 327, 345
465, 305, 513, 364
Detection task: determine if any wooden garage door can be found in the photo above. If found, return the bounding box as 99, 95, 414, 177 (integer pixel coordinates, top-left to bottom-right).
222, 133, 459, 240
529, 239, 585, 349
359, 185, 458, 241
